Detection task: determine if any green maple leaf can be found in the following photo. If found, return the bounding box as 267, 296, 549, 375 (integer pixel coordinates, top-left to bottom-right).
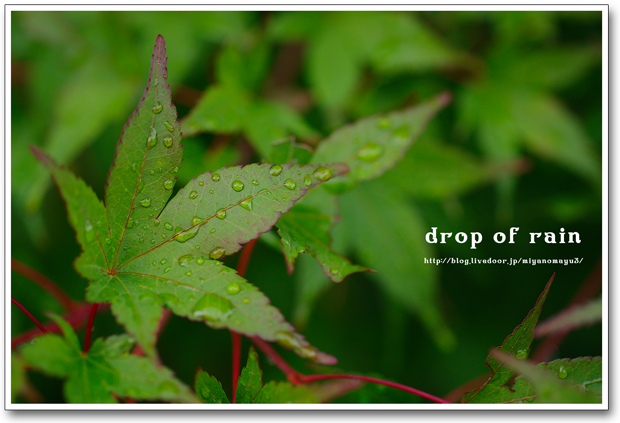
195, 347, 317, 404
463, 274, 555, 403
33, 35, 345, 364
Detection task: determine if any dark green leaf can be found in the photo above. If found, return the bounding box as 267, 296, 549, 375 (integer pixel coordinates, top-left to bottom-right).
463, 274, 555, 403
195, 368, 230, 404
235, 347, 263, 403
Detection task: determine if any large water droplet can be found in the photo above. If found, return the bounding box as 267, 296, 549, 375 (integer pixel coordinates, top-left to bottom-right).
139, 198, 152, 208
192, 293, 234, 322
226, 282, 240, 295
163, 135, 173, 148
239, 197, 253, 211
160, 259, 167, 265
163, 179, 174, 190
313, 166, 332, 181
164, 121, 174, 132
198, 181, 204, 186
211, 173, 221, 182
209, 247, 225, 260
210, 228, 216, 234
147, 128, 158, 148
284, 179, 296, 190
152, 102, 163, 114
330, 268, 339, 276
174, 225, 199, 243
269, 164, 283, 176
558, 365, 568, 379
164, 222, 173, 231
357, 143, 383, 162
215, 209, 226, 220
153, 219, 160, 227
303, 175, 312, 187
178, 254, 193, 267
516, 349, 528, 360
164, 266, 172, 273
232, 180, 244, 192
192, 216, 203, 226
189, 190, 198, 200
196, 257, 205, 265
252, 179, 259, 186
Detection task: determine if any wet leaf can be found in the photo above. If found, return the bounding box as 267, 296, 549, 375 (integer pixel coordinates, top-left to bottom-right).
35, 36, 341, 364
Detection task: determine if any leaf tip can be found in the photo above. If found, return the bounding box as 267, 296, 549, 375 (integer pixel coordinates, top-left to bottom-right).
316, 352, 338, 365
436, 91, 453, 107
29, 145, 52, 167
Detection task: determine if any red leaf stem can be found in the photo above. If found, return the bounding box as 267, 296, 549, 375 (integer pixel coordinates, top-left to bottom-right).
12, 258, 78, 311
231, 238, 259, 402
11, 303, 110, 348
11, 297, 47, 334
83, 303, 99, 353
299, 374, 452, 404
250, 336, 451, 403
231, 331, 241, 403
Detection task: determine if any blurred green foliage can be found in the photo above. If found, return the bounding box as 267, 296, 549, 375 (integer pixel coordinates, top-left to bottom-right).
11, 10, 602, 403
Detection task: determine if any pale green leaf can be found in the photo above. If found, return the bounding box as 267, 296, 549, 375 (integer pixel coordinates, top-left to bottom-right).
535, 298, 602, 337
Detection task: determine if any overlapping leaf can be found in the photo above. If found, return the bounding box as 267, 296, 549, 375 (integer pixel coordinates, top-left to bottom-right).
35, 35, 343, 364
21, 316, 195, 403
463, 274, 555, 403
489, 352, 601, 403
310, 92, 451, 193
195, 347, 317, 404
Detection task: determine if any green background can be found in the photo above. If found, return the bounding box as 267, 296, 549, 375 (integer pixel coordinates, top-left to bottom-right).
11, 10, 603, 403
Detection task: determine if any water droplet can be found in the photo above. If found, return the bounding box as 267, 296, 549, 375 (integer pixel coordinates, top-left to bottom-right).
215, 209, 226, 220
164, 266, 172, 273
198, 181, 204, 186
195, 245, 200, 250
252, 179, 259, 186
153, 219, 160, 227
284, 179, 296, 190
269, 164, 283, 176
377, 117, 391, 129
150, 239, 156, 244
232, 180, 244, 192
313, 166, 332, 181
242, 298, 251, 305
105, 237, 112, 245
392, 125, 409, 140
303, 175, 312, 187
149, 170, 155, 175
558, 365, 568, 379
152, 260, 157, 265
147, 128, 158, 148
226, 282, 240, 295
210, 228, 216, 234
173, 167, 179, 173
197, 257, 204, 265
163, 135, 173, 148
153, 77, 159, 87
516, 349, 528, 360
127, 218, 134, 228
192, 293, 234, 322
163, 180, 175, 190
185, 270, 192, 276
152, 102, 163, 114
160, 259, 167, 265
162, 233, 167, 239
330, 268, 339, 276
139, 198, 152, 208
136, 179, 145, 194
174, 225, 199, 243
209, 247, 225, 260
186, 191, 197, 200
257, 188, 271, 196
357, 143, 383, 162
178, 254, 193, 267
239, 197, 253, 211
164, 121, 174, 132
296, 246, 305, 253
211, 173, 220, 182
84, 220, 95, 243
139, 237, 144, 243
164, 222, 173, 231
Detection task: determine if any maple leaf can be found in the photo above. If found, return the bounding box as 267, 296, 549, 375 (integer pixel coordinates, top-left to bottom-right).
33, 35, 344, 364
